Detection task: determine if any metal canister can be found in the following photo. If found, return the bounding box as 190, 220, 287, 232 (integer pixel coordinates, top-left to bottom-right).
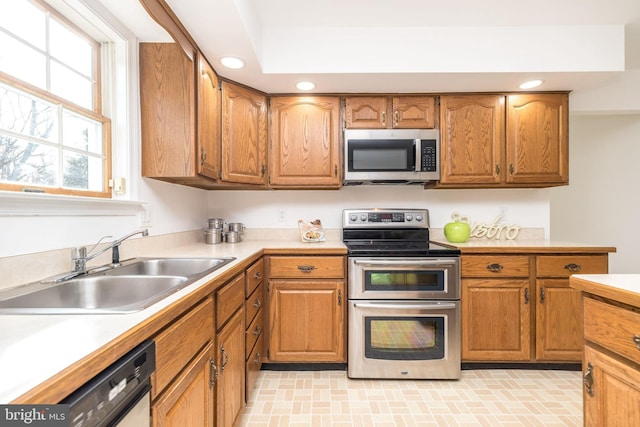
207, 218, 225, 229
224, 231, 242, 243
227, 222, 245, 232
204, 228, 222, 244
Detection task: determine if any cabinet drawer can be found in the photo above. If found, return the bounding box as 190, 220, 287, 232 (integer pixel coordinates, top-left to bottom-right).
154, 297, 214, 398
269, 256, 344, 278
246, 258, 264, 296
245, 332, 263, 400
216, 273, 245, 330
245, 307, 263, 359
245, 281, 264, 326
461, 255, 529, 277
537, 255, 608, 277
584, 297, 640, 365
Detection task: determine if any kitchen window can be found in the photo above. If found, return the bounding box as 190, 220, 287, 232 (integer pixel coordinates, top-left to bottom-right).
0, 0, 112, 198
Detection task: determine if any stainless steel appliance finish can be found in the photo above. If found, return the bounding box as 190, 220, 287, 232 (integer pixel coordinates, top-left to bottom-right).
62, 340, 155, 427
343, 129, 440, 184
344, 208, 461, 380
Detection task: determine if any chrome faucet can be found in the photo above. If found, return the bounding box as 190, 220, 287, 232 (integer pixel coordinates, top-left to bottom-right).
72, 229, 149, 273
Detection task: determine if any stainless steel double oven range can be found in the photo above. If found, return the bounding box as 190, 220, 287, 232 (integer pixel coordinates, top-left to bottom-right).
343, 208, 461, 380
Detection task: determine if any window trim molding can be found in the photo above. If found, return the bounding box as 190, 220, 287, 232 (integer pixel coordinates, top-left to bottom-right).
0, 190, 143, 217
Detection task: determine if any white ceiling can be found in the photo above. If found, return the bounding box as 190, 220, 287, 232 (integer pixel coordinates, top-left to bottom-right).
107, 0, 640, 95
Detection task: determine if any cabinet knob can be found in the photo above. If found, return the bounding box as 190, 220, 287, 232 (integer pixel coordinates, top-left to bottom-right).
253, 298, 262, 309
253, 325, 262, 336
253, 271, 261, 280
633, 334, 640, 350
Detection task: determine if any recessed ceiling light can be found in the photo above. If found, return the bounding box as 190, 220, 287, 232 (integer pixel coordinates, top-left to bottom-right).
220, 56, 245, 69
296, 81, 316, 91
519, 79, 543, 89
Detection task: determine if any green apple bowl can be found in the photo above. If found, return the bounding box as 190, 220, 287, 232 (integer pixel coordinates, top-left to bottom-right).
444, 220, 471, 243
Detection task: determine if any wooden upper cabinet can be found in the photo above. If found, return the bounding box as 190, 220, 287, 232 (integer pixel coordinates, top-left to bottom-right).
268, 96, 341, 188
506, 93, 568, 185
345, 96, 436, 129
197, 53, 221, 180
437, 93, 568, 188
140, 43, 222, 188
221, 82, 267, 186
439, 95, 505, 185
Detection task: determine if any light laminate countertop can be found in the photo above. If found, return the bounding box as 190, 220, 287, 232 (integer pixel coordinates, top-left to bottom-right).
570, 274, 640, 308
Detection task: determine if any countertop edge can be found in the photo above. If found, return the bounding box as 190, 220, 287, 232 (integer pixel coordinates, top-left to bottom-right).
570, 274, 640, 308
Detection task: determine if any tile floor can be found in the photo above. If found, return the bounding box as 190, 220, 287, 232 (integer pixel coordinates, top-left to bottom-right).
238, 369, 583, 427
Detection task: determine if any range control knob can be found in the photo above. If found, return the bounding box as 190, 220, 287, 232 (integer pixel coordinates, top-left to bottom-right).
416, 214, 424, 222
360, 214, 367, 221
406, 214, 413, 221
349, 214, 358, 222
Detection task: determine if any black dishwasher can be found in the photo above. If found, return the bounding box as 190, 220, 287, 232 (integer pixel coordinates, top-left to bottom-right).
61, 340, 155, 427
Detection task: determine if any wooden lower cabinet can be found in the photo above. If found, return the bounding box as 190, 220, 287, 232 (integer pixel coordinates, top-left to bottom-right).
153, 343, 215, 427
583, 344, 640, 426
461, 252, 610, 363
462, 278, 531, 361
216, 307, 245, 427
268, 280, 345, 362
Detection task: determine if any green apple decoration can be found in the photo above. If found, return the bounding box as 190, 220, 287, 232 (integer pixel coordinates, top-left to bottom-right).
444, 213, 471, 243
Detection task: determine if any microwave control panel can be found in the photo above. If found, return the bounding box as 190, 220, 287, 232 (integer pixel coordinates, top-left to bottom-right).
420, 140, 437, 172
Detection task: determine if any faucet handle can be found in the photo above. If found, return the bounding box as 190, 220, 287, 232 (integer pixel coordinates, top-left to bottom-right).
71, 246, 87, 260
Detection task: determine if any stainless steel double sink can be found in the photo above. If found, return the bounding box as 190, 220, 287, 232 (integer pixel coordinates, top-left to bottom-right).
0, 257, 235, 314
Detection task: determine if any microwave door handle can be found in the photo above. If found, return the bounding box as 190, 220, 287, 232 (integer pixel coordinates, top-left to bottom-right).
414, 139, 421, 172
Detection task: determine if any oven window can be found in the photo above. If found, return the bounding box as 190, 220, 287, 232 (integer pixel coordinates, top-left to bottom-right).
365, 270, 445, 292
364, 316, 445, 360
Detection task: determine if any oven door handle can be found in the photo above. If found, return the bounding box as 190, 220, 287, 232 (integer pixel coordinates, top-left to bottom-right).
353, 302, 458, 310
352, 259, 457, 268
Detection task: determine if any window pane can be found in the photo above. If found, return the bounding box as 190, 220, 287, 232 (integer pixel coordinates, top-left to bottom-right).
63, 150, 102, 191
0, 32, 46, 90
50, 61, 93, 109
62, 110, 102, 154
0, 84, 58, 142
50, 19, 93, 77
0, 0, 46, 50
0, 135, 58, 186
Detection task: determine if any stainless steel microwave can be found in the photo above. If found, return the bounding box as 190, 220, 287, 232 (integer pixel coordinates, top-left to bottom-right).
343, 129, 440, 184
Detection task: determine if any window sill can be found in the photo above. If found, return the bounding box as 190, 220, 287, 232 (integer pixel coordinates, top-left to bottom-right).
0, 191, 143, 217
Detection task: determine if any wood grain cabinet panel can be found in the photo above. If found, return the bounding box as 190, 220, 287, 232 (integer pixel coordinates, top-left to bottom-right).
268, 96, 341, 188
269, 256, 344, 279
345, 96, 436, 129
221, 81, 267, 186
216, 273, 245, 330
216, 308, 245, 427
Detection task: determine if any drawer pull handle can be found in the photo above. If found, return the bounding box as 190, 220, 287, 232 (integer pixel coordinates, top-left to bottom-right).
633, 335, 640, 350
254, 352, 261, 365
220, 345, 229, 371
524, 288, 530, 304
486, 263, 503, 273
253, 271, 261, 280
583, 362, 594, 397
298, 265, 316, 273
209, 358, 218, 388
253, 298, 262, 309
253, 325, 262, 337
540, 288, 545, 303
564, 263, 582, 272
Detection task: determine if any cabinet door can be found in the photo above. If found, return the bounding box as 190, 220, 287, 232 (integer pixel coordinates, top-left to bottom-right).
153, 343, 215, 427
439, 95, 505, 185
221, 82, 267, 185
140, 43, 196, 178
216, 308, 245, 427
345, 96, 389, 129
268, 279, 345, 362
392, 96, 436, 128
583, 344, 640, 427
461, 278, 531, 361
535, 279, 583, 361
196, 53, 221, 180
268, 96, 341, 187
506, 94, 568, 185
